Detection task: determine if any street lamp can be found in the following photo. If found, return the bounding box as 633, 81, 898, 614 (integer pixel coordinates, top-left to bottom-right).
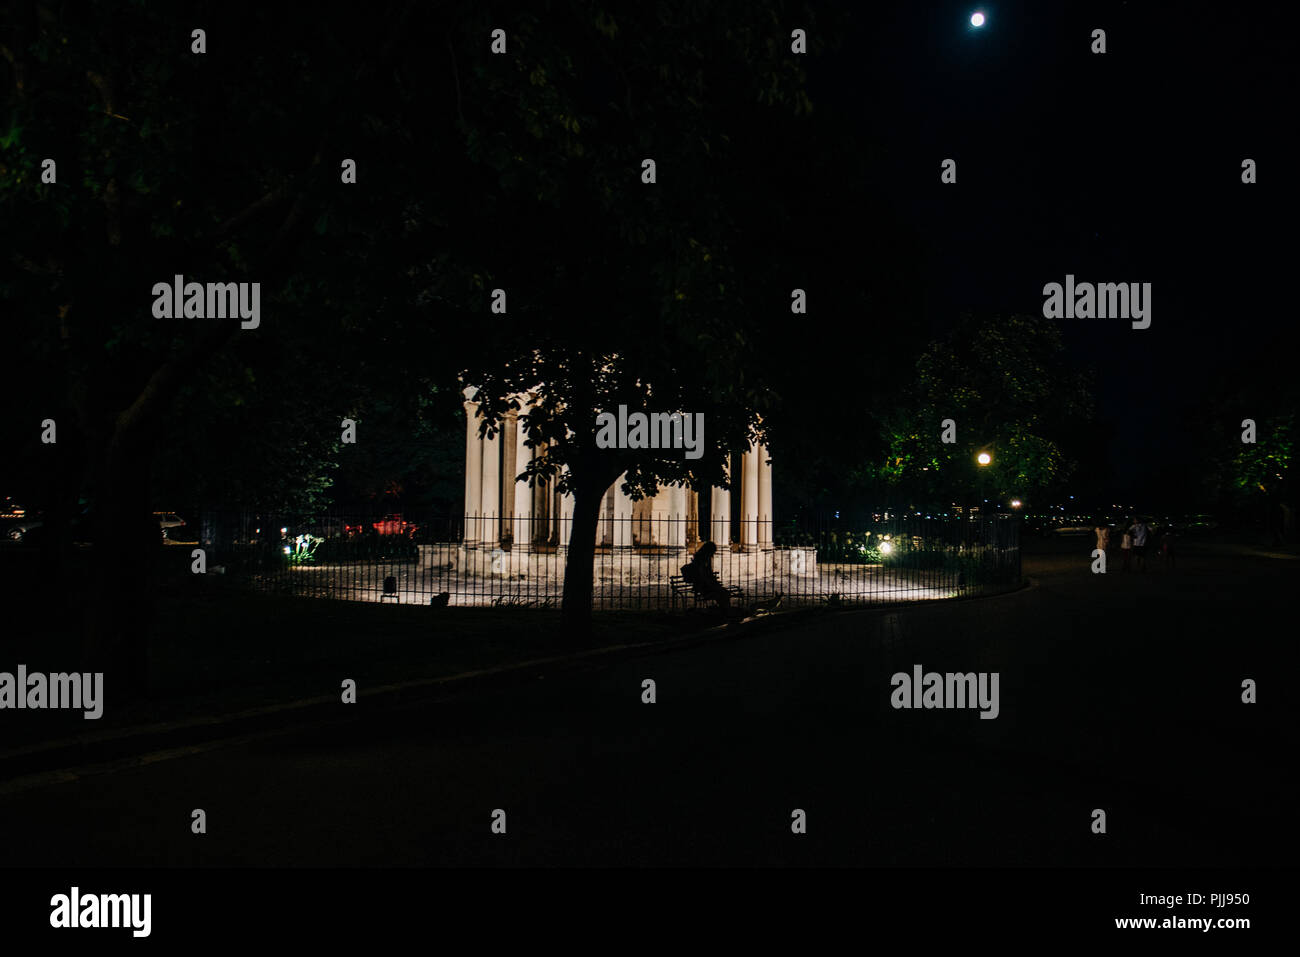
1010, 499, 1022, 509
969, 451, 994, 526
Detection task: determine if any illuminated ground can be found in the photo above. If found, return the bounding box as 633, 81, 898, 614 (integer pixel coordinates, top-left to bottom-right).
252, 562, 979, 608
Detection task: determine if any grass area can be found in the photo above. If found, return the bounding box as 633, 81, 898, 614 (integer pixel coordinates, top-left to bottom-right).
0, 563, 703, 748
0, 532, 1040, 752
150, 583, 690, 696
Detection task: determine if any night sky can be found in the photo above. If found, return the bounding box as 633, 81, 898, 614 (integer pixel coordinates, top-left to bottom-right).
814, 0, 1294, 501
0, 3, 1290, 931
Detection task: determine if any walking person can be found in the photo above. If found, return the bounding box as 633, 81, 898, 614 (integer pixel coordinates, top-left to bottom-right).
1093, 520, 1110, 556
1130, 517, 1151, 572
1120, 522, 1133, 571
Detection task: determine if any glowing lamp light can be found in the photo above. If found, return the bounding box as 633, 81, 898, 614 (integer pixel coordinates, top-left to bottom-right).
971, 12, 985, 27
880, 541, 894, 555
283, 546, 292, 554
977, 452, 992, 466
1011, 499, 1022, 508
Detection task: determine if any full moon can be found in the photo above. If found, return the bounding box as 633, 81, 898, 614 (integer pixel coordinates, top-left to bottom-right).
971, 12, 985, 27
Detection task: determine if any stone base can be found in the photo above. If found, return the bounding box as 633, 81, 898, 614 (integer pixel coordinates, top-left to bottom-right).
450, 544, 817, 585
774, 546, 818, 579
418, 543, 459, 571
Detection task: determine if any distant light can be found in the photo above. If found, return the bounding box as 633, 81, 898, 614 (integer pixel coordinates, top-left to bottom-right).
977, 452, 992, 466
1011, 499, 1022, 508
280, 526, 288, 534
971, 12, 985, 27
880, 541, 894, 555
283, 546, 291, 554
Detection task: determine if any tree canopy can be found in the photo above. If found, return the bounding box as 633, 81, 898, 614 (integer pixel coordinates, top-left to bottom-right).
872, 313, 1094, 510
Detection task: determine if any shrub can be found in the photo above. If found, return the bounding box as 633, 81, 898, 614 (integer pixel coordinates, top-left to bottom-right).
286, 533, 322, 565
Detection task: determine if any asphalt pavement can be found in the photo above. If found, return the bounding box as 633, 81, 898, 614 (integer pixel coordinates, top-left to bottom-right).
0, 536, 1289, 867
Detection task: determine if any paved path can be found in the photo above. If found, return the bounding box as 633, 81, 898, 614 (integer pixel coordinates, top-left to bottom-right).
0, 538, 1287, 866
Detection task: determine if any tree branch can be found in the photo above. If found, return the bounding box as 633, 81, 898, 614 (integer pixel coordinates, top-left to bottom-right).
447, 35, 465, 126
114, 2, 420, 448
209, 2, 415, 247
212, 185, 292, 241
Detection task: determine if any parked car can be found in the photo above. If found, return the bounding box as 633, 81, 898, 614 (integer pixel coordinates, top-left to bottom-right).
155, 511, 185, 530
2, 501, 43, 542
5, 515, 43, 542
346, 514, 419, 537
154, 511, 186, 541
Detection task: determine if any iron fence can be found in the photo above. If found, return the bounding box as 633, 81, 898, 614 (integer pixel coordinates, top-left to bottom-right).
192, 510, 1021, 610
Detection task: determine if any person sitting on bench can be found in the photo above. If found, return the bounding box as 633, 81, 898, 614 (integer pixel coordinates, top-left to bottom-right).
681, 540, 731, 611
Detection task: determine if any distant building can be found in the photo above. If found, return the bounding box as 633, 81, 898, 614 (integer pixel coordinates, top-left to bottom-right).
461, 385, 774, 562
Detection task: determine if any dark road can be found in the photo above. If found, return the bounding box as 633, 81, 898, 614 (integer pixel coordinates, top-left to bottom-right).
0, 538, 1289, 867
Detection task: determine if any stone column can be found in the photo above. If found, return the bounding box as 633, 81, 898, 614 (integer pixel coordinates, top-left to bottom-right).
648, 490, 666, 546
463, 391, 482, 545
558, 466, 574, 547
711, 453, 731, 546
758, 442, 773, 547
612, 474, 634, 547
501, 413, 517, 531
711, 486, 731, 547
511, 406, 533, 550
480, 425, 501, 547
741, 443, 759, 548
667, 484, 687, 547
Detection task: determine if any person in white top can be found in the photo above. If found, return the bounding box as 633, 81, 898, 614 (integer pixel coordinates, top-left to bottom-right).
1129, 518, 1150, 572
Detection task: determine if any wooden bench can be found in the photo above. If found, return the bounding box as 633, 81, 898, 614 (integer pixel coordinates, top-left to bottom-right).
670, 574, 743, 610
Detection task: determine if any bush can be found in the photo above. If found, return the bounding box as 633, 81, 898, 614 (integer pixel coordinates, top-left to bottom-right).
878, 543, 1019, 588
796, 529, 889, 564
286, 533, 322, 565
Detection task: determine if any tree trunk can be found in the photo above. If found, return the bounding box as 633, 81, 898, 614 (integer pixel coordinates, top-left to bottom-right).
560, 482, 604, 639
36, 428, 83, 585
82, 429, 159, 701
